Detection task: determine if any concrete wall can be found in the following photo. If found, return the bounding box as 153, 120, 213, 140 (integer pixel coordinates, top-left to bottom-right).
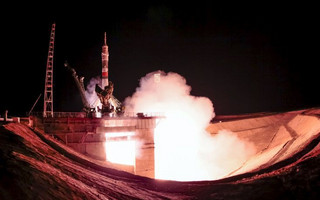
68, 142, 106, 161
32, 116, 158, 178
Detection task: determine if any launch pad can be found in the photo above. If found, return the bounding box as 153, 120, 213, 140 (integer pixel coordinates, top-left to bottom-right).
34, 24, 163, 178
31, 112, 160, 178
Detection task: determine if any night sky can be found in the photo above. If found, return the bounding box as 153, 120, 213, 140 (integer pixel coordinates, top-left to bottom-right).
1, 2, 318, 117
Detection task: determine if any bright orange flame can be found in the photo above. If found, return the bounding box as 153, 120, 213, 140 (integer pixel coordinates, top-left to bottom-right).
154, 110, 209, 181
104, 132, 135, 166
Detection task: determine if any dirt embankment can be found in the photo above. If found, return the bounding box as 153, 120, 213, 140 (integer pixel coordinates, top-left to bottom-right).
1, 108, 320, 199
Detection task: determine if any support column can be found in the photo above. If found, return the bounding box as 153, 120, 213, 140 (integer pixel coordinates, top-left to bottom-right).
135, 118, 156, 178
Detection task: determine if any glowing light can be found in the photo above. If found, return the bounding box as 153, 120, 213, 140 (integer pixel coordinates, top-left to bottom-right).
154, 73, 161, 83
95, 111, 102, 118
105, 132, 135, 138
125, 71, 256, 181
154, 108, 211, 181
104, 132, 136, 166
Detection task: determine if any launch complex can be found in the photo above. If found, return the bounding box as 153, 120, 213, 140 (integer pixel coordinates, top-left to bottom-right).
27, 24, 320, 183
31, 24, 161, 178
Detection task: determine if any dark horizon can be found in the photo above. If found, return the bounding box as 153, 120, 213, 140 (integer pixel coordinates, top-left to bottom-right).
1, 2, 319, 117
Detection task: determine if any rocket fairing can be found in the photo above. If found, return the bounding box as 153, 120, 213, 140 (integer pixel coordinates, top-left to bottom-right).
101, 32, 109, 89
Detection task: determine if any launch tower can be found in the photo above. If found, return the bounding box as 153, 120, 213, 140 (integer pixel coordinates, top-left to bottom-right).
43, 23, 56, 118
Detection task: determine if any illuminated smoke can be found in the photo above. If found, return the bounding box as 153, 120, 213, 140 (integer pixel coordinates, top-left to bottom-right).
85, 76, 101, 108
198, 129, 257, 179
125, 71, 256, 181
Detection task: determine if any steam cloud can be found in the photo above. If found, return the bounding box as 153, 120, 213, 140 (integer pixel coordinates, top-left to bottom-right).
85, 76, 101, 108
125, 71, 256, 181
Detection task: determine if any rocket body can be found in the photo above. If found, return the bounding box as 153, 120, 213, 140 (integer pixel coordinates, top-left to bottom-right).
101, 33, 109, 89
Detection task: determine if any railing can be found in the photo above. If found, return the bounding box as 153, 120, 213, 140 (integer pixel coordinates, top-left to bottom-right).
29, 112, 87, 118
122, 112, 165, 118
29, 111, 165, 118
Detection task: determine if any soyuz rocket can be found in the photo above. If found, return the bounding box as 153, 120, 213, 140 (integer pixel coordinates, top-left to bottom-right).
101, 32, 109, 89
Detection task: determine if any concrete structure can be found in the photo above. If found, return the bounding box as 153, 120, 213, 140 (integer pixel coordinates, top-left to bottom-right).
31, 113, 159, 178
3, 108, 320, 199
206, 108, 320, 178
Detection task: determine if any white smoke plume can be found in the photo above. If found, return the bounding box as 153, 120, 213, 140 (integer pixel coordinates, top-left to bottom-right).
85, 76, 101, 108
198, 129, 256, 179
125, 71, 256, 181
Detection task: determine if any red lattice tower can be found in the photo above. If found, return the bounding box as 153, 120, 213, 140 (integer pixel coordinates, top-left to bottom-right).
43, 23, 56, 118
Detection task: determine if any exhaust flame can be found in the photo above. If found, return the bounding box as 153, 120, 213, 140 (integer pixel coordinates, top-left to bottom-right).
104, 132, 136, 166
125, 71, 256, 181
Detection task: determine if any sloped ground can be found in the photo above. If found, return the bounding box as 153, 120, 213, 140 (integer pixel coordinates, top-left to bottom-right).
207, 109, 320, 178
1, 108, 320, 199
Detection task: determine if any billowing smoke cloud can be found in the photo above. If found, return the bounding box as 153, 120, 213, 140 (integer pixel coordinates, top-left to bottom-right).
198, 129, 256, 179
85, 76, 101, 108
125, 71, 256, 181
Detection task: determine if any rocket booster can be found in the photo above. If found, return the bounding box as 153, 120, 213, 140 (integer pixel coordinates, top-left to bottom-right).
101, 32, 109, 89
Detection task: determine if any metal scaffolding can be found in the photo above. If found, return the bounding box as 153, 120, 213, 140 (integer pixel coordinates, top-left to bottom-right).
43, 23, 56, 118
